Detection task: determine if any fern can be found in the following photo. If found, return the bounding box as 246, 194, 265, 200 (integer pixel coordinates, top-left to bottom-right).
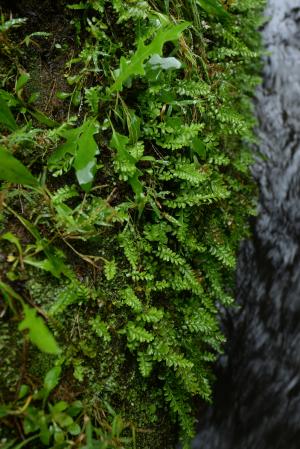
51, 185, 79, 205
104, 259, 117, 281
119, 229, 140, 269
48, 277, 97, 316
125, 322, 154, 344
138, 352, 153, 377
121, 287, 143, 312
89, 316, 111, 342
139, 306, 164, 323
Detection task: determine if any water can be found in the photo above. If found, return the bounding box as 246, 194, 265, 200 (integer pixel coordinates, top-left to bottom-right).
193, 1, 300, 448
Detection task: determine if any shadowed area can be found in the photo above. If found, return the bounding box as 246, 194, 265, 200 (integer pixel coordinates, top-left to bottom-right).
194, 1, 300, 448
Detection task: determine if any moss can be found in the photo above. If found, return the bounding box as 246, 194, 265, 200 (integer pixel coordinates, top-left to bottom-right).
22, 267, 175, 446
0, 319, 23, 400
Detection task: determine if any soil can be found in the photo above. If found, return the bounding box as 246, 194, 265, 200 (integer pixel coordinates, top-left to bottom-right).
0, 0, 76, 121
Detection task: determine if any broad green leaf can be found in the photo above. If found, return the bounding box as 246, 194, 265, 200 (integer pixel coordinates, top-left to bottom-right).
15, 73, 30, 94
28, 109, 59, 128
23, 413, 39, 434
56, 91, 72, 100
110, 22, 189, 92
68, 422, 81, 436
39, 427, 51, 446
51, 401, 69, 413
0, 146, 38, 186
110, 130, 130, 155
196, 0, 230, 19
128, 171, 143, 196
54, 428, 65, 444
0, 89, 19, 107
55, 413, 73, 428
191, 137, 206, 158
67, 400, 83, 417
0, 98, 17, 131
48, 140, 76, 165
148, 54, 182, 70
1, 232, 23, 258
19, 304, 61, 354
44, 366, 62, 393
49, 120, 99, 191
18, 384, 30, 399
24, 257, 65, 278
73, 119, 99, 191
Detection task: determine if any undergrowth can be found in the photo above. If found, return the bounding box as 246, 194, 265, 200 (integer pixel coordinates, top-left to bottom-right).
0, 0, 265, 448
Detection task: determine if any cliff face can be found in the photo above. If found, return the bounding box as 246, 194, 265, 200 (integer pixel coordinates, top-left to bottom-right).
0, 1, 264, 448
194, 2, 300, 448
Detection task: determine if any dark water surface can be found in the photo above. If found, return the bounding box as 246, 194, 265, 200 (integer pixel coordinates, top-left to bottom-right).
194, 1, 300, 448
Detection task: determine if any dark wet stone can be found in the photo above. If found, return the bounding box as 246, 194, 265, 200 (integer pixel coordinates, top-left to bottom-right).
194, 1, 300, 448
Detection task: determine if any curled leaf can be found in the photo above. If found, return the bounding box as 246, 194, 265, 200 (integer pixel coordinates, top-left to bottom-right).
19, 305, 61, 355
148, 54, 182, 70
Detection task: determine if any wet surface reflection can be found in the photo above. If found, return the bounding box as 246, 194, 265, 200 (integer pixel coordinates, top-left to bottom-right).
194, 1, 300, 448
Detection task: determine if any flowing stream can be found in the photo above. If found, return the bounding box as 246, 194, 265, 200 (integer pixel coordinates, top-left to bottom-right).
193, 1, 300, 448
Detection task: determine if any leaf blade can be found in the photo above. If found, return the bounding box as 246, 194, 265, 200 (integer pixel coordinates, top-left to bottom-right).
0, 146, 39, 186
110, 22, 189, 92
73, 119, 99, 191
18, 304, 61, 355
44, 366, 62, 393
0, 98, 17, 131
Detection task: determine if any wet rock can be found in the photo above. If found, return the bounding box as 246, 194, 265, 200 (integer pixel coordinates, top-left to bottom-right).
195, 1, 300, 448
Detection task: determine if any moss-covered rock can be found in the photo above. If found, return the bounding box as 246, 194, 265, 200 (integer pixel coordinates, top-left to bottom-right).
0, 0, 265, 448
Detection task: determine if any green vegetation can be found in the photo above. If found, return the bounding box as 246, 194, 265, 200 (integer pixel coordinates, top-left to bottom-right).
0, 0, 264, 448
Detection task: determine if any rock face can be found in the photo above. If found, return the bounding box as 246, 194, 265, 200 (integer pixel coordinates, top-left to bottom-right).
194, 1, 300, 448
